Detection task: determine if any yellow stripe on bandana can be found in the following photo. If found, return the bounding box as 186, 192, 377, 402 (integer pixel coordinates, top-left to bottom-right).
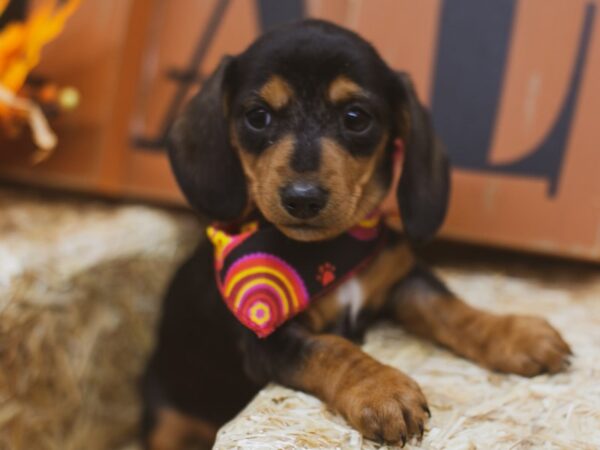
232, 277, 291, 316
226, 266, 299, 311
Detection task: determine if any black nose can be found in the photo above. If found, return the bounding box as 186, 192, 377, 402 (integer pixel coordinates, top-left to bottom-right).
280, 182, 329, 219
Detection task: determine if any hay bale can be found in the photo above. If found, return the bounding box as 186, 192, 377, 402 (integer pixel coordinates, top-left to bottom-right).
0, 188, 198, 450
215, 253, 600, 449
4, 186, 597, 450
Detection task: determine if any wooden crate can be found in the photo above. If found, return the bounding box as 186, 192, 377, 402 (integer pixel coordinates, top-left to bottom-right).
1, 0, 599, 261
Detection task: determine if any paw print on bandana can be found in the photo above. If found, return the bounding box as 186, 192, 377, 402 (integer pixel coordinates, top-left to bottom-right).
316, 262, 336, 287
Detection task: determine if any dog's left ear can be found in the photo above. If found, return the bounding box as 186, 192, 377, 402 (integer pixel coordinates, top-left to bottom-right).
393, 72, 450, 243
168, 56, 248, 221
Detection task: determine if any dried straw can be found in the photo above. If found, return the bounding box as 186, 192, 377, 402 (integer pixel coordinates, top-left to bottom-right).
0, 187, 198, 450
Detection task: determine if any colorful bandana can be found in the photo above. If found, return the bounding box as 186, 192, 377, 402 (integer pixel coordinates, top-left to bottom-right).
206, 212, 389, 338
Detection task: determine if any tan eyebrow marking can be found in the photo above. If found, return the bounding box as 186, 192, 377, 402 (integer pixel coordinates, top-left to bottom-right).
259, 75, 294, 110
328, 76, 365, 103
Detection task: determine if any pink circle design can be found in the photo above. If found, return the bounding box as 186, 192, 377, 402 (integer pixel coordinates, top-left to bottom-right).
222, 253, 309, 337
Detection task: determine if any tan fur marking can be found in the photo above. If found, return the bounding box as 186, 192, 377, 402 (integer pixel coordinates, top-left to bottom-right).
313, 136, 388, 237
301, 241, 414, 332
300, 292, 340, 332
393, 290, 572, 377
328, 76, 365, 103
292, 334, 428, 444
234, 133, 295, 197
149, 407, 217, 450
360, 240, 415, 309
260, 75, 294, 110
231, 124, 390, 242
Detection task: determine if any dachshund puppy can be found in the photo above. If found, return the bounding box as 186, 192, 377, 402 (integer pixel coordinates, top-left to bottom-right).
141, 19, 571, 449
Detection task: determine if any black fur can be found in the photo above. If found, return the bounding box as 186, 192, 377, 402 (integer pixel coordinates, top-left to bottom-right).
168, 56, 248, 221
395, 73, 451, 243
229, 20, 392, 159
140, 240, 260, 445
143, 18, 451, 446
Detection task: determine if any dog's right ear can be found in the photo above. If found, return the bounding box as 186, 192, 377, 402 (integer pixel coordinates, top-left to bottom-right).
168, 56, 248, 221
393, 72, 450, 244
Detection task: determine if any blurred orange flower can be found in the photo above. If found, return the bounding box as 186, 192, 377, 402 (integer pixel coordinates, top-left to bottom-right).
0, 0, 79, 160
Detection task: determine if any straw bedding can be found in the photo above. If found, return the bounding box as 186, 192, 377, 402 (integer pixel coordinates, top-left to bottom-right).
0, 186, 598, 449
0, 187, 199, 450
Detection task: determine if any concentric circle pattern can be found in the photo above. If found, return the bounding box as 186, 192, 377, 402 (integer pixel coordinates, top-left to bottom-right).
221, 253, 309, 337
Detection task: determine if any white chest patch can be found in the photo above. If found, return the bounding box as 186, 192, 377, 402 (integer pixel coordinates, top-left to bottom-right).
335, 278, 364, 325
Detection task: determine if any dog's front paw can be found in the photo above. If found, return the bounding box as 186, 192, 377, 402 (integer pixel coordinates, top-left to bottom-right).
480, 314, 572, 376
335, 364, 429, 446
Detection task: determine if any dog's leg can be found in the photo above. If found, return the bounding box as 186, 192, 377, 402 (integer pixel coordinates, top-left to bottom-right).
140, 240, 261, 449
243, 324, 429, 445
146, 407, 217, 450
140, 364, 220, 450
387, 266, 572, 376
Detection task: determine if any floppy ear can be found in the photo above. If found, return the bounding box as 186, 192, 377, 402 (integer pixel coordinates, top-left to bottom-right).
394, 72, 450, 243
168, 56, 248, 221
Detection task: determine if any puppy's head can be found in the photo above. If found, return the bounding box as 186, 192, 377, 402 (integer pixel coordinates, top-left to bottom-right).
170, 20, 449, 242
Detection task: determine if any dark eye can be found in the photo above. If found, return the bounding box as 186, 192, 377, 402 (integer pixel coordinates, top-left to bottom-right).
245, 107, 272, 130
342, 107, 372, 133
